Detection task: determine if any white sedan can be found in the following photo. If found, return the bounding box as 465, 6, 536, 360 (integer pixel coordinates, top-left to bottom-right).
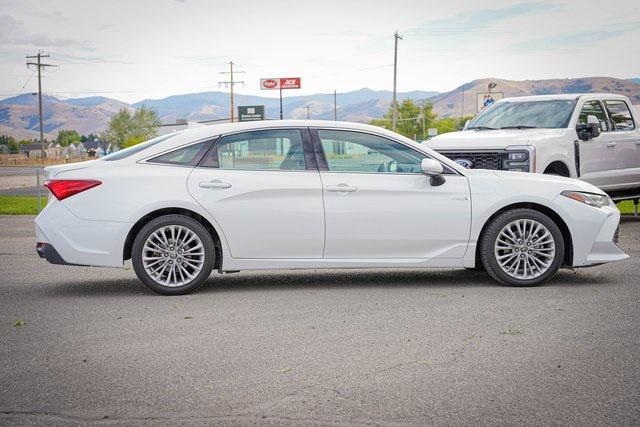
35, 120, 627, 295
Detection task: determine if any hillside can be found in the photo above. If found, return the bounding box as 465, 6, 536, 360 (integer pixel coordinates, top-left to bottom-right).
433, 77, 640, 117
0, 94, 131, 140
1, 77, 640, 139
132, 88, 439, 123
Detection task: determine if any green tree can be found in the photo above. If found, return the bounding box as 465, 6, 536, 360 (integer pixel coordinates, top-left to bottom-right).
8, 140, 19, 153
0, 135, 16, 146
0, 135, 18, 153
371, 99, 437, 141
81, 133, 98, 142
101, 106, 161, 148
56, 129, 82, 147
371, 100, 475, 140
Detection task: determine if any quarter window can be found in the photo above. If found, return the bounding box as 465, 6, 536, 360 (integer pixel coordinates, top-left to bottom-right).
318, 130, 425, 174
201, 129, 306, 170
148, 141, 212, 166
604, 100, 635, 131
578, 101, 610, 132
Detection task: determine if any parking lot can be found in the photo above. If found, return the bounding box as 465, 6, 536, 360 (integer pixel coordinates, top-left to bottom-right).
1, 215, 639, 425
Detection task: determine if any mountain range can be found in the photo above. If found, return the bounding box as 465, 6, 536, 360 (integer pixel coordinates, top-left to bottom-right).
1, 77, 639, 140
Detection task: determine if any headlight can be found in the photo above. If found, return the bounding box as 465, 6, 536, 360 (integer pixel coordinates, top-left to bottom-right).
561, 191, 612, 208
504, 146, 535, 172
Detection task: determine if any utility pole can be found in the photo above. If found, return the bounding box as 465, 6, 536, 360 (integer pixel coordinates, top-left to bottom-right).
334, 90, 337, 121
461, 83, 465, 119
391, 31, 403, 132
219, 61, 245, 122
305, 105, 311, 120
26, 52, 56, 159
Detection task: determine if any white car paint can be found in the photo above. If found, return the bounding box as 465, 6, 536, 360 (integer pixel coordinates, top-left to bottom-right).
423, 93, 640, 193
35, 120, 626, 280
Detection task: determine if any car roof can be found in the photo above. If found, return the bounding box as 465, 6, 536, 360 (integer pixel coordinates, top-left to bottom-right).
498, 93, 630, 103
163, 119, 394, 142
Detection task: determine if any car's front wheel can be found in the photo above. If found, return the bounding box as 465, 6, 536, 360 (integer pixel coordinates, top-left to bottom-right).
480, 208, 564, 286
132, 214, 215, 295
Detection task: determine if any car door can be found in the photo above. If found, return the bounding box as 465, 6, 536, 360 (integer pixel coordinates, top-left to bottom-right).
312, 128, 471, 260
187, 128, 324, 259
576, 100, 616, 187
603, 99, 640, 189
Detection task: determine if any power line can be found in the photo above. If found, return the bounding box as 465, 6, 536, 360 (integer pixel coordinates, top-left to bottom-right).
218, 61, 245, 122
26, 51, 57, 160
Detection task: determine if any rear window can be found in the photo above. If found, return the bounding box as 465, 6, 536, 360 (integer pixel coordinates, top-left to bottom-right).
101, 133, 179, 161
148, 140, 213, 166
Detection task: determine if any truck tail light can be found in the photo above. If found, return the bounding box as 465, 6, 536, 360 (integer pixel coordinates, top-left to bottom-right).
44, 180, 102, 201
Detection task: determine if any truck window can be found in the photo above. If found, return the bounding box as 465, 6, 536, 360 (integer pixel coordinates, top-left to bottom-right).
578, 101, 610, 132
466, 100, 575, 130
604, 100, 635, 131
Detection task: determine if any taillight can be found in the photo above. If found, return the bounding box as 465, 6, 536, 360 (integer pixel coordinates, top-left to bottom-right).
44, 180, 102, 201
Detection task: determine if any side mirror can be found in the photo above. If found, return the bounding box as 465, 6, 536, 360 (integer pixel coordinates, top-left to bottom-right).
463, 120, 471, 130
587, 115, 601, 138
421, 158, 445, 186
576, 115, 601, 141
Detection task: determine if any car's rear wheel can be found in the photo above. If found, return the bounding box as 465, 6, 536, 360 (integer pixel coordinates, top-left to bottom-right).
132, 214, 215, 295
480, 208, 564, 286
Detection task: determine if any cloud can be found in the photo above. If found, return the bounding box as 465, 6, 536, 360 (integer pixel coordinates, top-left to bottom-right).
0, 14, 89, 48
511, 21, 640, 51
406, 2, 555, 36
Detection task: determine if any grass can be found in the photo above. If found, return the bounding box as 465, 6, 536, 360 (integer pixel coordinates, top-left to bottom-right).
617, 200, 637, 215
0, 196, 47, 215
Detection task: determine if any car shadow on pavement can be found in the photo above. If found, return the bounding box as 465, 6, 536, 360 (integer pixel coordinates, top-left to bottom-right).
41, 267, 615, 298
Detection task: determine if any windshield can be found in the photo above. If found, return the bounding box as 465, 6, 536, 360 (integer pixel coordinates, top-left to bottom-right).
101, 133, 180, 161
467, 100, 576, 130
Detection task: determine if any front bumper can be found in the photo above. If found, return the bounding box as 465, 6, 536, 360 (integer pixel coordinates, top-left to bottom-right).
552, 196, 628, 267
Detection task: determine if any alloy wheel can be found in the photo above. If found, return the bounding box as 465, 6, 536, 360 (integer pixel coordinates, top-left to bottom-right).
141, 225, 205, 287
494, 218, 556, 280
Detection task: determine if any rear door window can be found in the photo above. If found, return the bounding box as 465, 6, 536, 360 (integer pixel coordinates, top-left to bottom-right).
604, 100, 635, 131
200, 129, 307, 170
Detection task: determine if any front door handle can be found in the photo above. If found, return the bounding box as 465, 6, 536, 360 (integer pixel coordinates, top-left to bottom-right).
606, 142, 617, 148
326, 184, 358, 193
635, 140, 640, 146
199, 180, 231, 189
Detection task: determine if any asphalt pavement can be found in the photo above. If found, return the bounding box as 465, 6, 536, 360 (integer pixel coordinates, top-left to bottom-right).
1, 215, 639, 426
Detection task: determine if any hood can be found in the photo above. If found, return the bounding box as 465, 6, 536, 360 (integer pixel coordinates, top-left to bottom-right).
466, 168, 605, 195
423, 128, 566, 150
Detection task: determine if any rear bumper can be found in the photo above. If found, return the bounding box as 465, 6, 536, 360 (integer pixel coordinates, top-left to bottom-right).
36, 242, 81, 266
35, 199, 131, 268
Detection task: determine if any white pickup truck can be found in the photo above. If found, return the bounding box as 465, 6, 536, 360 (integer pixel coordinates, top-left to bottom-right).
424, 93, 640, 201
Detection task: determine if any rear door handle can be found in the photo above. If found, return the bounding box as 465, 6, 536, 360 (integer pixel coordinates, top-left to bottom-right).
326, 184, 358, 193
606, 142, 617, 148
199, 180, 231, 189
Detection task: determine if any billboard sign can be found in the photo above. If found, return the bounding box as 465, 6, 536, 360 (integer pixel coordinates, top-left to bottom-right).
238, 105, 265, 122
477, 92, 504, 112
260, 77, 301, 90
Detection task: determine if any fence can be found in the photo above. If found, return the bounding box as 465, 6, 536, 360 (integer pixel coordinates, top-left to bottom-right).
0, 166, 46, 213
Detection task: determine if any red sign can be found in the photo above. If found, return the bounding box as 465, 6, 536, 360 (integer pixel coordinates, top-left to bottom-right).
260, 77, 301, 90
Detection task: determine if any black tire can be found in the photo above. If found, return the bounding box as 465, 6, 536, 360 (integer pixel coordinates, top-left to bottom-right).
480, 208, 564, 287
132, 214, 215, 295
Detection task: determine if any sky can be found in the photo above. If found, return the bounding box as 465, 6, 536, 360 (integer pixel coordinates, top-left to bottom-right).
0, 0, 639, 103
